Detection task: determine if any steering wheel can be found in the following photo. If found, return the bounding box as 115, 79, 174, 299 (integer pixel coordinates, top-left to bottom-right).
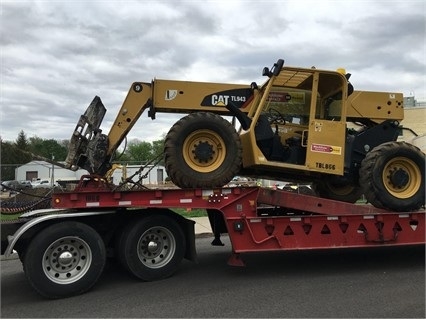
267, 108, 287, 125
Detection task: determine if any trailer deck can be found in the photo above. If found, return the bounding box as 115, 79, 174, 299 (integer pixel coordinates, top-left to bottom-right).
50, 176, 425, 263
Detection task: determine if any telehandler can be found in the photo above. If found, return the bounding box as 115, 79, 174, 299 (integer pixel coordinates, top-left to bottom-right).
65, 59, 425, 212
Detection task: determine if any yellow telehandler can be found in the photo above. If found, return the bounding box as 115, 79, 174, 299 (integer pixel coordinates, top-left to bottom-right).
65, 59, 425, 212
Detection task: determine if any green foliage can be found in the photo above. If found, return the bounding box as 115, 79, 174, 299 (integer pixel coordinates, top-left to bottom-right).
152, 138, 165, 165
1, 132, 68, 180
1, 141, 18, 180
125, 140, 153, 163
16, 130, 29, 151
1, 130, 164, 180
1, 139, 32, 180
28, 137, 68, 160
120, 137, 165, 164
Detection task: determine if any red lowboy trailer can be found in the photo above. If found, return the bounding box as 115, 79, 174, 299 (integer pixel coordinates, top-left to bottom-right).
1, 175, 424, 298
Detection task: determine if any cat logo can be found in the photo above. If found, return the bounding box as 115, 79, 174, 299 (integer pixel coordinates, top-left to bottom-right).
211, 95, 229, 106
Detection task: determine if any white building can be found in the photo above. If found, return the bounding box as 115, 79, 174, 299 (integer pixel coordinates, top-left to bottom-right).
16, 161, 89, 185
110, 164, 167, 186
16, 161, 167, 186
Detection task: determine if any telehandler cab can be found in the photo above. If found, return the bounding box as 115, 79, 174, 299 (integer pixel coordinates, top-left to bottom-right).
65, 59, 425, 212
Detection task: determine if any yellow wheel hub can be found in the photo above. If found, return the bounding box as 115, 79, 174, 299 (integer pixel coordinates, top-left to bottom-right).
382, 156, 421, 199
182, 130, 226, 173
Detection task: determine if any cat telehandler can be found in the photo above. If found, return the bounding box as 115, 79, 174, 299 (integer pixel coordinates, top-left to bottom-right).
64, 59, 425, 212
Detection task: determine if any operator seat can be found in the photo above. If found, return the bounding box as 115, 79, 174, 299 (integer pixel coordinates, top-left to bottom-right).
255, 115, 289, 161
226, 102, 289, 161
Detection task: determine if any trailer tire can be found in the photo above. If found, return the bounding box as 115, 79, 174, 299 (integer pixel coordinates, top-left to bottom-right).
164, 112, 242, 188
313, 176, 362, 203
117, 215, 185, 281
360, 141, 425, 211
23, 221, 106, 299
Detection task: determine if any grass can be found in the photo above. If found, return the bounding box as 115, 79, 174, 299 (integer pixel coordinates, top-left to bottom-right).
1, 213, 22, 221
172, 208, 208, 218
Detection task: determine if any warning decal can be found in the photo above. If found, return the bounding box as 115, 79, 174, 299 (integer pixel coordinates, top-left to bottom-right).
311, 143, 342, 155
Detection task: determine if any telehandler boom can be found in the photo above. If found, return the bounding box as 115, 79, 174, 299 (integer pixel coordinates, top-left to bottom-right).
65, 59, 425, 212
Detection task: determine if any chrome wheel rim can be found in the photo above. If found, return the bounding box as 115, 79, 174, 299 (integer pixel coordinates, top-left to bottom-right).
137, 227, 176, 269
42, 236, 92, 284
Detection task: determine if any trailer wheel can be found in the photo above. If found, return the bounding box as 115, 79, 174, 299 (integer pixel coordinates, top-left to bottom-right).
23, 221, 106, 299
360, 141, 425, 211
313, 176, 362, 203
164, 112, 242, 188
117, 215, 185, 281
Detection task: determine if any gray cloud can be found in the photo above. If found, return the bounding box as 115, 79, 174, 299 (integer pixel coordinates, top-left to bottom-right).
1, 0, 425, 144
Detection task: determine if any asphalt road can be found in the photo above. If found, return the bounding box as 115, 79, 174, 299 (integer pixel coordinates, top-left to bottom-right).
1, 236, 425, 318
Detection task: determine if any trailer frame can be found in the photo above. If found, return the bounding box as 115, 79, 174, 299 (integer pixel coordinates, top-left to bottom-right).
48, 177, 425, 259
1, 175, 424, 298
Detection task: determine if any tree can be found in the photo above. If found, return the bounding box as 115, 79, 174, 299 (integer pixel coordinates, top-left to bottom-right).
1, 133, 67, 180
1, 139, 32, 180
152, 138, 165, 165
1, 140, 16, 180
28, 137, 68, 161
15, 130, 29, 151
125, 140, 153, 163
120, 138, 165, 165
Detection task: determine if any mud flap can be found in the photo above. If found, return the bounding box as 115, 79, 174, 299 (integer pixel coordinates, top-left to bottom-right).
183, 217, 198, 263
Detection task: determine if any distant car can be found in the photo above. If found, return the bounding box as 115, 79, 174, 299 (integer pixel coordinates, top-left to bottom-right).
226, 176, 258, 187
32, 179, 52, 188
1, 180, 32, 192
19, 180, 33, 189
0, 180, 14, 191
276, 182, 316, 196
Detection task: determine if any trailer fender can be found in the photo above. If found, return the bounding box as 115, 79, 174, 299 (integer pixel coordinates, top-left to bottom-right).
4, 209, 115, 257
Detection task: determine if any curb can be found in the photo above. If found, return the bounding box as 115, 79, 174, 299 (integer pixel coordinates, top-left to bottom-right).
195, 232, 214, 239
1, 253, 18, 261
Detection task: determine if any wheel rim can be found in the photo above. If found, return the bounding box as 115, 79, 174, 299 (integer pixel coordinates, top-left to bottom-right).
182, 129, 226, 173
137, 226, 176, 269
42, 236, 92, 284
382, 156, 421, 198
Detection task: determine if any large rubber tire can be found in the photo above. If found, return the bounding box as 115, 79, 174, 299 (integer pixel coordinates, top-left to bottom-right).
117, 215, 185, 281
359, 141, 425, 211
23, 221, 106, 299
164, 112, 242, 188
313, 176, 362, 203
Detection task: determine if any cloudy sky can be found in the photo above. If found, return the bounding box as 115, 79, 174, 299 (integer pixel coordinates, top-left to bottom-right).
1, 0, 425, 145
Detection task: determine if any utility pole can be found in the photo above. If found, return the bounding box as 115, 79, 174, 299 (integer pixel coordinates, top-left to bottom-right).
51, 155, 55, 187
